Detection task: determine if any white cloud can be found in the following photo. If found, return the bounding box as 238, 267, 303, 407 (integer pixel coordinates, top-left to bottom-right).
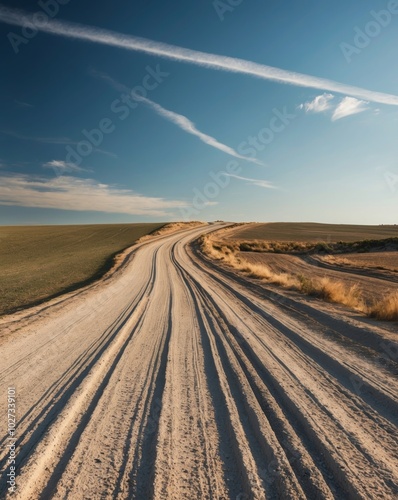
42, 160, 91, 174
331, 97, 369, 121
298, 93, 334, 113
0, 174, 186, 216
1, 6, 398, 106
226, 173, 276, 189
299, 94, 370, 121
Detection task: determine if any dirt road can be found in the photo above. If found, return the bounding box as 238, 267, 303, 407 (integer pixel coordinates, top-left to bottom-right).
0, 224, 397, 499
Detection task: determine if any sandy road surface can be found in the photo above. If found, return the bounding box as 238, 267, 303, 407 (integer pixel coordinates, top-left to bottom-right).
0, 224, 397, 499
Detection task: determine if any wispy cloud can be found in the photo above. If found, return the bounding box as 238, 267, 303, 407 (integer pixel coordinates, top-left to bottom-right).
42, 160, 92, 174
0, 174, 186, 216
1, 130, 73, 144
226, 173, 276, 189
93, 71, 262, 165
1, 6, 398, 106
1, 130, 117, 158
14, 99, 34, 108
331, 97, 369, 121
89, 68, 127, 92
298, 93, 334, 113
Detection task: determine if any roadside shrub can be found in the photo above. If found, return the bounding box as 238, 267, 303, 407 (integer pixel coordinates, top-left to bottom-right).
368, 292, 398, 321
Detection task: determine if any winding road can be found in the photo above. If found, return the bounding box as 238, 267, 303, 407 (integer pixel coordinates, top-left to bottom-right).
0, 224, 397, 499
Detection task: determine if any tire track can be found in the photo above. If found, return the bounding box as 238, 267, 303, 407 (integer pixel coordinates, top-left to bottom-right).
152, 242, 230, 499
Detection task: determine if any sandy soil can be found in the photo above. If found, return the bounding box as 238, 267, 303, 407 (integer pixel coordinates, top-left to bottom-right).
321, 252, 398, 274
0, 224, 397, 499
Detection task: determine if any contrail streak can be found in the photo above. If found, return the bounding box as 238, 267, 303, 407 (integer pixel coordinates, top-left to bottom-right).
94, 71, 263, 165
2, 6, 398, 106
141, 97, 264, 165
226, 173, 275, 189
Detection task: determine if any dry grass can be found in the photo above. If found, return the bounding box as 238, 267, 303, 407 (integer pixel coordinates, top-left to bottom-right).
202, 236, 311, 290
217, 237, 398, 256
292, 274, 363, 310
238, 239, 319, 253
201, 235, 394, 320
368, 292, 398, 321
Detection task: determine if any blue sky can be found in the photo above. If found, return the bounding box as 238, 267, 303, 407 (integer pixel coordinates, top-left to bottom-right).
1, 0, 398, 224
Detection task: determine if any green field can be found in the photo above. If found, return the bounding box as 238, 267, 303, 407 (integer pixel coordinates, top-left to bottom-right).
229, 223, 398, 243
0, 223, 163, 316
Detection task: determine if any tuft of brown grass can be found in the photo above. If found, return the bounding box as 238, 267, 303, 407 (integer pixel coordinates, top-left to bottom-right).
368, 292, 398, 321
310, 277, 365, 311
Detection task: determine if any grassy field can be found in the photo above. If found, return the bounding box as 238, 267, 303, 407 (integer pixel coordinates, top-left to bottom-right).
0, 223, 164, 316
228, 222, 398, 242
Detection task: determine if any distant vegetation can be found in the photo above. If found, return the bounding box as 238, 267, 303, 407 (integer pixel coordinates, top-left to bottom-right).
0, 223, 164, 316
213, 237, 398, 255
